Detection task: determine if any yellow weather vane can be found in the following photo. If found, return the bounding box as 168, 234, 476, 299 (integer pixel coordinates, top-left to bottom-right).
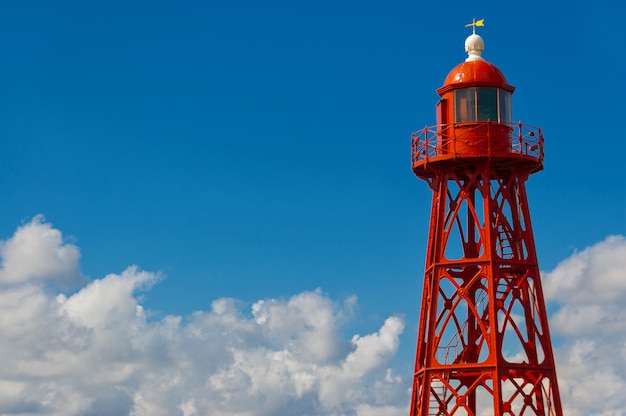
465, 18, 485, 34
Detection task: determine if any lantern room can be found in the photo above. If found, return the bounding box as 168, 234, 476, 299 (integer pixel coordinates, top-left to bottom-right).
435, 33, 515, 155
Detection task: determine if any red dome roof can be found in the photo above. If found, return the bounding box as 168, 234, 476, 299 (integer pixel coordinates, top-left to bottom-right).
437, 60, 514, 94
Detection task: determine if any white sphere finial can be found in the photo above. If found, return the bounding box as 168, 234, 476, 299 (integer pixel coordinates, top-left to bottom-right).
464, 18, 485, 61
465, 34, 485, 61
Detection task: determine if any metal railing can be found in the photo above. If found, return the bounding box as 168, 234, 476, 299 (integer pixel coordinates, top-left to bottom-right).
411, 122, 544, 165
437, 289, 488, 366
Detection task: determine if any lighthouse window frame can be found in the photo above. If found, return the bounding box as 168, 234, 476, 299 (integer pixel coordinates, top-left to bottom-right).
454, 87, 512, 123
499, 90, 512, 123
477, 88, 498, 121
455, 88, 476, 123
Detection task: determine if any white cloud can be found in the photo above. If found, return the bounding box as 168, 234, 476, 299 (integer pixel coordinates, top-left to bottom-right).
2, 217, 624, 416
543, 235, 626, 304
543, 235, 626, 416
0, 215, 82, 287
0, 217, 408, 416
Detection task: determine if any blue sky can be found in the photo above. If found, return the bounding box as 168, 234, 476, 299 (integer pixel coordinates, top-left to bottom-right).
0, 1, 624, 415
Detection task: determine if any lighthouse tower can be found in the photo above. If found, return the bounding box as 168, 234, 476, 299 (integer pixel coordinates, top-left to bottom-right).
409, 22, 563, 416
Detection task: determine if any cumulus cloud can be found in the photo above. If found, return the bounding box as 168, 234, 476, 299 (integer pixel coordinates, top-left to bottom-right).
543, 235, 626, 416
0, 215, 82, 287
2, 216, 624, 416
0, 217, 407, 416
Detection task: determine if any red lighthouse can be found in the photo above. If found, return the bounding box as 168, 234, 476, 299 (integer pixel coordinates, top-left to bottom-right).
409, 22, 563, 416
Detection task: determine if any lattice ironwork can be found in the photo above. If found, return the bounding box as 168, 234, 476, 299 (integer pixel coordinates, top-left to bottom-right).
410, 160, 562, 416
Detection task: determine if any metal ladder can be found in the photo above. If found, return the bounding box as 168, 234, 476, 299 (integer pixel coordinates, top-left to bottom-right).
497, 227, 512, 259
429, 380, 447, 416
